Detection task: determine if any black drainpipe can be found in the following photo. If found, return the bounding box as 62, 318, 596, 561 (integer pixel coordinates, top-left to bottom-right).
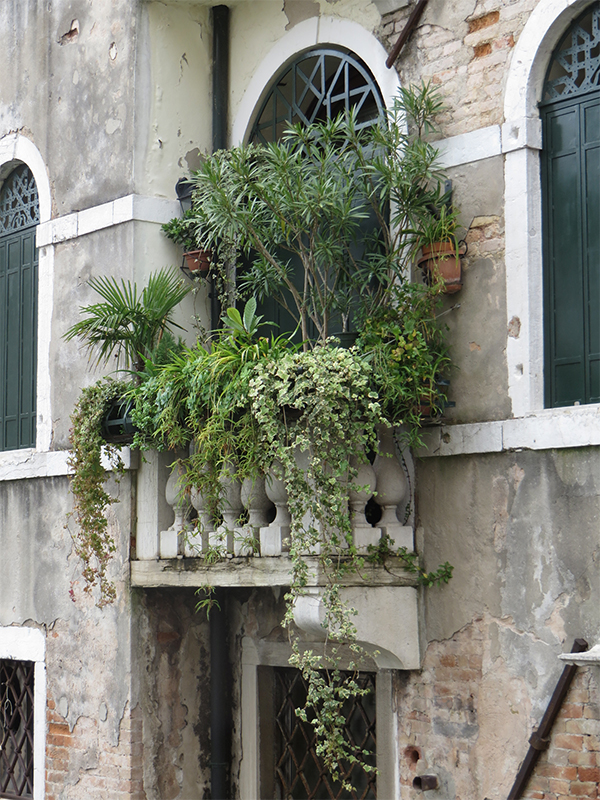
210, 9, 232, 800
210, 5, 230, 332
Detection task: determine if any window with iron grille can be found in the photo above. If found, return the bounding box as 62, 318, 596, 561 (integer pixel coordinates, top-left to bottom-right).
0, 659, 34, 799
260, 666, 376, 800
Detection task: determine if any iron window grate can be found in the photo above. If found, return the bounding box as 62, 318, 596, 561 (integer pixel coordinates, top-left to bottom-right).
274, 667, 376, 800
0, 660, 34, 799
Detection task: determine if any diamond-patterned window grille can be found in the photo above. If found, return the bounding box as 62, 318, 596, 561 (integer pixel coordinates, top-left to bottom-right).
0, 166, 39, 235
250, 49, 384, 144
542, 2, 600, 101
0, 660, 34, 799
274, 667, 376, 800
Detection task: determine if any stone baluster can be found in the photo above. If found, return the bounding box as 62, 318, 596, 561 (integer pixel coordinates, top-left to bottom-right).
261, 462, 291, 556
160, 461, 191, 558
239, 475, 273, 556
187, 482, 213, 557
349, 455, 380, 552
213, 460, 243, 553
373, 425, 413, 550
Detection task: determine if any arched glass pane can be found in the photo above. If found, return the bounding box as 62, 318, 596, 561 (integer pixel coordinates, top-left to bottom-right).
250, 48, 384, 144
543, 2, 600, 102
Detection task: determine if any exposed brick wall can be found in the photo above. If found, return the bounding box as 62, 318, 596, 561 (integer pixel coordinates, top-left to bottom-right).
523, 669, 600, 800
46, 698, 145, 800
379, 0, 538, 138
395, 617, 600, 799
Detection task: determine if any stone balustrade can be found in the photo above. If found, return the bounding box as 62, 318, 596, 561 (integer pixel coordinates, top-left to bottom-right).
136, 428, 414, 563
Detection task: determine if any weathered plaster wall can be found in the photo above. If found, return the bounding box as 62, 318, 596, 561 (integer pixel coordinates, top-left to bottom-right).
135, 2, 212, 200
0, 0, 138, 214
136, 589, 212, 800
0, 471, 140, 798
406, 447, 600, 798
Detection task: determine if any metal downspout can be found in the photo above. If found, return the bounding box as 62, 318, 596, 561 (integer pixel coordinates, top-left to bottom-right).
210, 10, 232, 800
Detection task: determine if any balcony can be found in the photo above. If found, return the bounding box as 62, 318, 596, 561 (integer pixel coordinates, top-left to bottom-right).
130, 426, 421, 670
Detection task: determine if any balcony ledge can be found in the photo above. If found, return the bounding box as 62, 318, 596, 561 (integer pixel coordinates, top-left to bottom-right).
130, 554, 419, 590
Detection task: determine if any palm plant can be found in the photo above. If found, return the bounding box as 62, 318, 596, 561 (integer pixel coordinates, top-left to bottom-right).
65, 267, 191, 373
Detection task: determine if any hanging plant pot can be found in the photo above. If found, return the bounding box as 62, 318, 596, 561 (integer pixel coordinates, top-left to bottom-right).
418, 241, 466, 294
101, 397, 138, 444
181, 249, 212, 279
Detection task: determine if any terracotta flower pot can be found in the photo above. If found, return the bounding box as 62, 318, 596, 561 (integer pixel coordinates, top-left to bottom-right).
182, 249, 211, 275
418, 241, 463, 294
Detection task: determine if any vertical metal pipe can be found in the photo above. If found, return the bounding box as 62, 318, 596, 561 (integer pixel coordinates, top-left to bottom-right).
211, 6, 230, 331
210, 12, 231, 799
212, 6, 229, 152
210, 587, 231, 799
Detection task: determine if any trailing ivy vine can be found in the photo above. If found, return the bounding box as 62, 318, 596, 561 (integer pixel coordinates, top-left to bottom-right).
67, 378, 129, 606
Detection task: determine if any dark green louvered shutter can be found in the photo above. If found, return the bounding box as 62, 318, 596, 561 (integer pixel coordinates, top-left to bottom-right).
0, 165, 39, 450
541, 3, 600, 408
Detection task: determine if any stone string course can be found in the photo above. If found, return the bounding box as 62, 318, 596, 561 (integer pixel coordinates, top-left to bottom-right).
45, 698, 145, 800
379, 0, 538, 138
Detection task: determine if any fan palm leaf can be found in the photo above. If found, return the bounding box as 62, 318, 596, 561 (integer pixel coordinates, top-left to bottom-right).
65, 268, 190, 370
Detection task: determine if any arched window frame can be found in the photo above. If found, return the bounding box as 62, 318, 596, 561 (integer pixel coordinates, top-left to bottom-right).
503, 0, 598, 417
0, 136, 52, 454
232, 17, 401, 145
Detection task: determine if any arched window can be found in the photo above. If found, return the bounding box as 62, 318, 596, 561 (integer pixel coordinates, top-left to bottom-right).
541, 2, 600, 407
245, 47, 384, 338
0, 164, 39, 450
249, 48, 384, 145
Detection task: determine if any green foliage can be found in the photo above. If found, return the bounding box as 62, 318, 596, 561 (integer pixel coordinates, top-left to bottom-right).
64, 267, 191, 372
357, 281, 450, 445
188, 82, 455, 343
368, 534, 454, 588
161, 208, 198, 252
67, 378, 129, 606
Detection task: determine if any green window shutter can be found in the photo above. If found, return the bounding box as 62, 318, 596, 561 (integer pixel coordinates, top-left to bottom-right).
542, 2, 600, 408
0, 166, 39, 450
542, 94, 600, 408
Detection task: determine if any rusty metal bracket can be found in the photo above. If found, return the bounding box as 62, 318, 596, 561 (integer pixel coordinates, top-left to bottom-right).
507, 638, 588, 799
386, 0, 429, 69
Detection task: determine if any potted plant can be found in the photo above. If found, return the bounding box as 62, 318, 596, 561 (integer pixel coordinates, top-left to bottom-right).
416, 204, 466, 294
162, 209, 212, 276
64, 269, 191, 605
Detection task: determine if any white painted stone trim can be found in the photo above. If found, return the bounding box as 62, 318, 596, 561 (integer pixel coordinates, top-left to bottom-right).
36, 194, 180, 247
559, 643, 600, 665
417, 405, 600, 457
502, 0, 593, 417
0, 447, 135, 482
0, 627, 46, 800
231, 17, 401, 145
0, 134, 54, 453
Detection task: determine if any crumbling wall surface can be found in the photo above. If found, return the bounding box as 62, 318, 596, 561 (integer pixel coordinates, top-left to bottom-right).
0, 0, 138, 213
380, 0, 537, 138
135, 588, 211, 800
404, 448, 600, 799
0, 472, 141, 798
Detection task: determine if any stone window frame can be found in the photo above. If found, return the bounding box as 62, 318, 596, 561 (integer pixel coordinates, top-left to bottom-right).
0, 627, 46, 800
0, 138, 52, 457
239, 637, 399, 799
